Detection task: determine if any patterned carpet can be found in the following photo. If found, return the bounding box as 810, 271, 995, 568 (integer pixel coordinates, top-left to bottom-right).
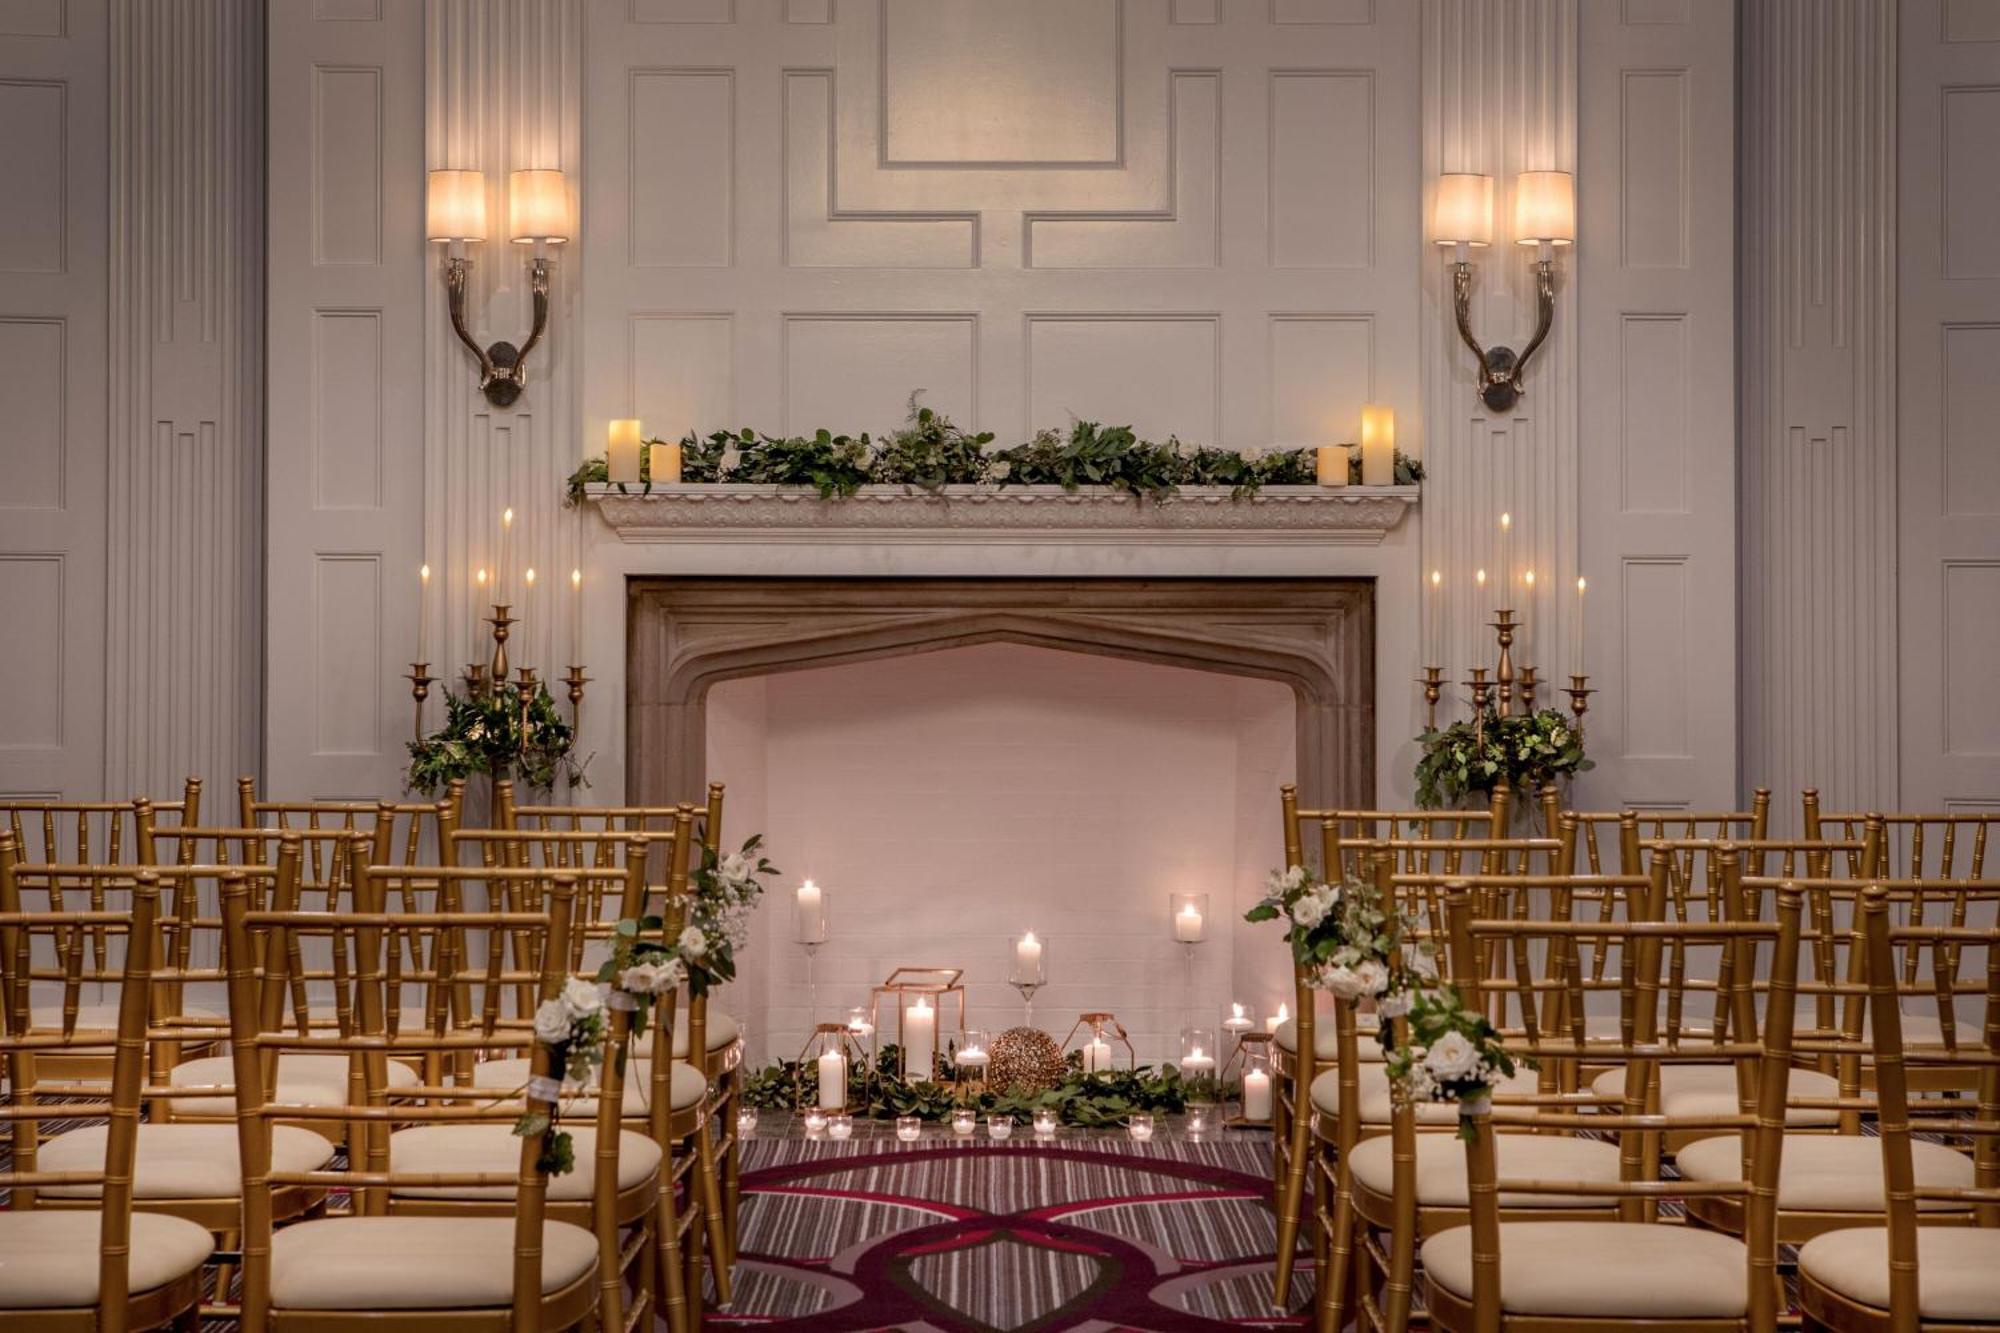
714, 1130, 1310, 1331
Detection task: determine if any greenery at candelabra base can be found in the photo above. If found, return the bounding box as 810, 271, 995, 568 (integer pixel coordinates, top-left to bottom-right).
406, 684, 584, 795
564, 394, 1425, 506
1413, 707, 1592, 811
742, 1045, 1197, 1127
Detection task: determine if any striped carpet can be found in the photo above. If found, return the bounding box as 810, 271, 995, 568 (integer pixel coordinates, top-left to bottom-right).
715, 1131, 1310, 1330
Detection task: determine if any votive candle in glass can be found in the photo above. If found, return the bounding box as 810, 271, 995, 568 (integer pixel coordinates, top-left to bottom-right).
827, 1113, 853, 1141
804, 1108, 829, 1135
736, 1107, 759, 1137
1128, 1113, 1156, 1142
1032, 1108, 1059, 1136
987, 1115, 1014, 1141
951, 1107, 977, 1136
896, 1116, 923, 1142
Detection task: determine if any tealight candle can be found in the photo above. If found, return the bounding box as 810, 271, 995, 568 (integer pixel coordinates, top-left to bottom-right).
1180, 1046, 1216, 1076
827, 1113, 854, 1141
804, 1109, 829, 1135
951, 1108, 977, 1136
845, 1007, 875, 1038
987, 1115, 1013, 1141
737, 1107, 760, 1136
1186, 1106, 1210, 1134
1032, 1108, 1058, 1136
954, 1044, 989, 1070
896, 1115, 923, 1142
1128, 1113, 1156, 1142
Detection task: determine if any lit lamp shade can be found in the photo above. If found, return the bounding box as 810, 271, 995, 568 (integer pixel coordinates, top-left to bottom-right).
1514, 170, 1576, 246
1433, 173, 1493, 246
426, 170, 487, 242
509, 169, 571, 244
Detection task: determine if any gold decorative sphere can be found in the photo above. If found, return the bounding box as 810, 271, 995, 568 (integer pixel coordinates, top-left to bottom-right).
987, 1027, 1067, 1096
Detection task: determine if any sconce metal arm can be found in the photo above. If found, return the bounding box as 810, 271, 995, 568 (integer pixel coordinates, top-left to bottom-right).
1450, 256, 1559, 414
442, 254, 552, 409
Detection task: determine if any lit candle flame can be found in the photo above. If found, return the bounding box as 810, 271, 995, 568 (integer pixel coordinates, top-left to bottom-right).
420, 563, 430, 583
1577, 576, 1587, 594
1499, 512, 1511, 532
502, 507, 514, 529
1430, 569, 1441, 587
1523, 569, 1536, 589
475, 568, 488, 588
1475, 568, 1487, 587
570, 567, 581, 589
524, 567, 536, 587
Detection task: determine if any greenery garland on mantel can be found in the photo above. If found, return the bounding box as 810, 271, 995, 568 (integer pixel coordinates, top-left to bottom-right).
565, 396, 1423, 507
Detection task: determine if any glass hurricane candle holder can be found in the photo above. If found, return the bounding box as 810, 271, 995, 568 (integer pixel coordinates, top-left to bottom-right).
987, 1115, 1014, 1141
827, 1113, 854, 1141
1179, 1026, 1221, 1105
952, 1028, 990, 1100
1128, 1113, 1156, 1142
951, 1107, 977, 1136
895, 1115, 922, 1142
1065, 1011, 1136, 1074
1032, 1107, 1059, 1137
1169, 892, 1209, 944
844, 1006, 875, 1039
1238, 1044, 1274, 1124
1186, 1104, 1211, 1135
1009, 931, 1046, 1026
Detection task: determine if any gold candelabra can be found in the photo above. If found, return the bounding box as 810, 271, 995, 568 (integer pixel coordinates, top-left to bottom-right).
1425, 604, 1590, 738
411, 600, 589, 765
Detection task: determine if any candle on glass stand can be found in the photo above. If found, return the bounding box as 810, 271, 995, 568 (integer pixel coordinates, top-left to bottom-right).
793, 881, 828, 1019
1173, 899, 1205, 943
1360, 405, 1395, 486
1316, 443, 1349, 488
607, 419, 643, 483
1223, 1002, 1254, 1036
1009, 931, 1046, 1026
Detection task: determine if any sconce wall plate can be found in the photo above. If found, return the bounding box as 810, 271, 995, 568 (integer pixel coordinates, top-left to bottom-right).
446, 255, 550, 408
1452, 257, 1556, 414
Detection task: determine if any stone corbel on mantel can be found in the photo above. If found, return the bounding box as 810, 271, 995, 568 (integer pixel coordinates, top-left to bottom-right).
585, 483, 1418, 546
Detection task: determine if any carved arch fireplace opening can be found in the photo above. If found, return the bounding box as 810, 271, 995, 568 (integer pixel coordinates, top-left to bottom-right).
626, 577, 1376, 811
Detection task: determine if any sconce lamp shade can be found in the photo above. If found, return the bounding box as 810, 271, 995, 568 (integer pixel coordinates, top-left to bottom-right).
509, 169, 571, 244
1433, 173, 1493, 246
426, 170, 488, 242
1513, 170, 1576, 246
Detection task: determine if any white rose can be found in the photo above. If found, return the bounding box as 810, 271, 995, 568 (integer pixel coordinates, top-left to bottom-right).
1377, 991, 1411, 1020
534, 998, 573, 1044
719, 852, 751, 883
1291, 894, 1330, 930
678, 926, 708, 959
619, 961, 663, 996
1422, 1028, 1483, 1082
1352, 959, 1390, 999
1320, 964, 1366, 1000
562, 977, 604, 1017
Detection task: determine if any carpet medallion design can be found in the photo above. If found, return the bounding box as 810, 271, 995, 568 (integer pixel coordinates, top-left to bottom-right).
714, 1136, 1309, 1331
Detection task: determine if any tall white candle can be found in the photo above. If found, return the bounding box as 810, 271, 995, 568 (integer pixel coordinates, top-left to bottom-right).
1498, 513, 1513, 601
817, 1047, 847, 1110
795, 880, 824, 944
418, 564, 431, 663
522, 568, 536, 643
499, 508, 514, 604
472, 568, 490, 650
1242, 1067, 1273, 1122
905, 998, 936, 1083
568, 567, 582, 667
1174, 901, 1205, 943
1083, 1037, 1111, 1072
1575, 576, 1587, 674
1015, 931, 1042, 974
1427, 569, 1442, 666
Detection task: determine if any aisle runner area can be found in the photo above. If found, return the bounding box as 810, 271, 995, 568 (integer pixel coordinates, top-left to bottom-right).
715, 1134, 1308, 1330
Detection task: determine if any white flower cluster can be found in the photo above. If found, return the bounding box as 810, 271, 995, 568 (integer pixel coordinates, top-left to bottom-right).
1266, 864, 1308, 897
693, 850, 764, 955
617, 955, 685, 997
1396, 1028, 1500, 1102
1318, 957, 1390, 1001
1288, 881, 1341, 931
532, 976, 610, 1081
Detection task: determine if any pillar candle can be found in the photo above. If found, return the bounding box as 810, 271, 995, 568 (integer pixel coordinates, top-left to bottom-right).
1498, 513, 1513, 599
1266, 1002, 1289, 1034
1015, 931, 1042, 975
607, 419, 643, 483
817, 1047, 847, 1110
905, 998, 937, 1083
1360, 405, 1395, 485
1083, 1037, 1111, 1072
1316, 444, 1349, 487
1242, 1067, 1273, 1122
795, 880, 824, 944
649, 441, 682, 485
1174, 901, 1205, 943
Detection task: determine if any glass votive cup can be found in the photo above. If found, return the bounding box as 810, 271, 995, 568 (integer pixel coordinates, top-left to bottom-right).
736, 1108, 759, 1137
895, 1115, 923, 1142
826, 1113, 853, 1140
1032, 1108, 1059, 1136
951, 1108, 978, 1136
987, 1115, 1014, 1141
803, 1109, 829, 1135
1128, 1113, 1156, 1142
1185, 1106, 1210, 1135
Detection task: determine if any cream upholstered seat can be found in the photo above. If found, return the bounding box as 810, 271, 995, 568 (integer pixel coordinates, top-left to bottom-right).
1422, 1221, 1752, 1318
1348, 1131, 1624, 1208
1311, 1062, 1540, 1126
1275, 1017, 1386, 1062
671, 1006, 740, 1058
390, 1124, 664, 1201
1676, 1133, 1975, 1213
268, 1215, 598, 1310
0, 1211, 214, 1309
1590, 1062, 1845, 1127
470, 1054, 706, 1116
164, 1052, 420, 1117
35, 1122, 335, 1199
1798, 1227, 2000, 1322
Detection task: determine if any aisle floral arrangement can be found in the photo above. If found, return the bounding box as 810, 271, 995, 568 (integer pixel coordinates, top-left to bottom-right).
1381, 985, 1519, 1140
405, 684, 584, 795
1412, 706, 1590, 811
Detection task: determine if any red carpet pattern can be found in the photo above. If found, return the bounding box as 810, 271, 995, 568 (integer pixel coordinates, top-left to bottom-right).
714, 1134, 1309, 1331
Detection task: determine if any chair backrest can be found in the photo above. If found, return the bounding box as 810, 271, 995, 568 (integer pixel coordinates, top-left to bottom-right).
1569, 790, 1773, 872
444, 826, 670, 976
1806, 793, 1998, 880
503, 779, 726, 857
235, 776, 463, 874
0, 864, 166, 1316
0, 779, 203, 867
1857, 885, 2000, 1331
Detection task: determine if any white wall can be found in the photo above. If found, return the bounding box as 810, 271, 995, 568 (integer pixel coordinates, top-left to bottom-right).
709, 644, 1296, 1066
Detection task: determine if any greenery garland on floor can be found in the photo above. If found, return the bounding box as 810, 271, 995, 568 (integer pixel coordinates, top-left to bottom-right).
565, 396, 1423, 505
741, 1044, 1205, 1127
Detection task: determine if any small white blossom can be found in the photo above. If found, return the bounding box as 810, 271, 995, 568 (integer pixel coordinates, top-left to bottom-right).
1422, 1028, 1483, 1081
719, 852, 751, 884
534, 998, 573, 1044
1351, 959, 1390, 999
1320, 964, 1368, 1000
561, 977, 604, 1017
1377, 991, 1411, 1020
678, 926, 709, 959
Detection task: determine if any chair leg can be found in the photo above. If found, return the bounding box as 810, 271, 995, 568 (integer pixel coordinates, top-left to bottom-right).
1313, 1142, 1355, 1333
1273, 1078, 1315, 1304
696, 1115, 732, 1306
722, 1072, 743, 1267
1383, 1180, 1418, 1333
656, 1168, 690, 1333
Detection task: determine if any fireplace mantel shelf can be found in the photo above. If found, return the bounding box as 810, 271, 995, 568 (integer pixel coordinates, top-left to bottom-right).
586, 483, 1418, 546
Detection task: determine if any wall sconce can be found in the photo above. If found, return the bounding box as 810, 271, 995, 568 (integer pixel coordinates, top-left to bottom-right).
427, 167, 570, 408
1435, 170, 1574, 413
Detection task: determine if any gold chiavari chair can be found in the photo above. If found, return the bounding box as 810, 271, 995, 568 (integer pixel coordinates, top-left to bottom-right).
1270, 785, 1511, 1306
220, 867, 612, 1331
1796, 883, 2000, 1331
0, 869, 216, 1330
1327, 853, 1664, 1333
1419, 879, 1807, 1333
1803, 791, 1999, 881
1568, 790, 1773, 875
0, 779, 203, 868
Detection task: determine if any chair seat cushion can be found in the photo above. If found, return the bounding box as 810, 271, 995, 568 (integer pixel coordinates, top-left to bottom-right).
269, 1216, 597, 1310
1311, 1062, 1540, 1126
1422, 1221, 1750, 1318
1799, 1226, 2000, 1321
164, 1052, 420, 1117
1676, 1133, 1975, 1213
470, 1056, 705, 1116
1590, 1063, 1844, 1127
672, 1006, 740, 1058
0, 1210, 213, 1308
1349, 1131, 1624, 1208
1275, 1018, 1386, 1063
390, 1123, 663, 1201
36, 1123, 335, 1199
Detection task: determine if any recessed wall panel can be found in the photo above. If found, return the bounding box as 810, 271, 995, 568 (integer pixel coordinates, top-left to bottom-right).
1621, 71, 1689, 268
1621, 559, 1692, 758
1945, 1, 2000, 43
1172, 0, 1218, 21
1944, 324, 2000, 515
1943, 86, 2000, 278
631, 315, 734, 438
1623, 0, 1688, 23
882, 0, 1121, 165
312, 311, 383, 509
1027, 316, 1219, 445
0, 81, 65, 273
0, 556, 61, 749
0, 1, 63, 36
630, 71, 733, 267
0, 318, 64, 510
1619, 314, 1690, 512
313, 556, 381, 755
1269, 316, 1371, 447
312, 0, 380, 18
783, 315, 976, 433
633, 0, 734, 20
1269, 72, 1372, 268
1944, 563, 2000, 755
1272, 0, 1372, 22
785, 0, 832, 21
311, 66, 383, 266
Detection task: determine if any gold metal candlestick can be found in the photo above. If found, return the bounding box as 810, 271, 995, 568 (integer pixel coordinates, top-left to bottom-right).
1518, 665, 1538, 712
1418, 666, 1445, 730
1490, 610, 1517, 715
514, 667, 538, 728
1564, 673, 1594, 735
1464, 666, 1493, 740
562, 664, 591, 727
463, 662, 489, 697
486, 604, 516, 683
406, 663, 434, 740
